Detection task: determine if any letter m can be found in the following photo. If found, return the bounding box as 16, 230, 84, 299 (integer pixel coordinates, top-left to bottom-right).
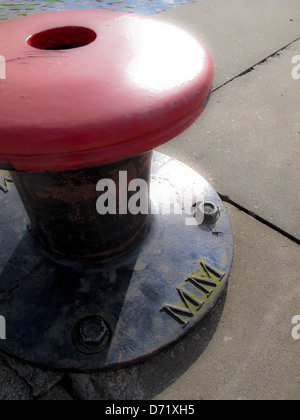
160, 286, 204, 326
0, 56, 6, 80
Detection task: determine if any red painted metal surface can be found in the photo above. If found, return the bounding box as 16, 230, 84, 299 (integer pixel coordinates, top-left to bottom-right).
0, 10, 213, 172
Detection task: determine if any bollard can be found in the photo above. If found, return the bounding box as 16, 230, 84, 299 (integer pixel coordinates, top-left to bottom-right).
0, 10, 233, 370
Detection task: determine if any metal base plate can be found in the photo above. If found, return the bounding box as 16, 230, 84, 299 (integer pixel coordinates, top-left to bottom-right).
0, 153, 233, 371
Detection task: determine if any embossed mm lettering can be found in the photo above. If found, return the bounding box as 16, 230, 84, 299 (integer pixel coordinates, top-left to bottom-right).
160, 258, 226, 326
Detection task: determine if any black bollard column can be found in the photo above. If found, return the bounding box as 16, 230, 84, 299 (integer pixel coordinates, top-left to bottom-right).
10, 152, 153, 263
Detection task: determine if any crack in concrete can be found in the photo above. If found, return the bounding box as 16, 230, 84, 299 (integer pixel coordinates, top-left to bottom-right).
219, 193, 300, 245
213, 36, 300, 93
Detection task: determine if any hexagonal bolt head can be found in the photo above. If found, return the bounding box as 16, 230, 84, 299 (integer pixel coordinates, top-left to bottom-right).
72, 315, 112, 355
80, 318, 108, 346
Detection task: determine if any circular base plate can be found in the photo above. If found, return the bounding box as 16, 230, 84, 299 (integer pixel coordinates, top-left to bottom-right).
0, 153, 233, 371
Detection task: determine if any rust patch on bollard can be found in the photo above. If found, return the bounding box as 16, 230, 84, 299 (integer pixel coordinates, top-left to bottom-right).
10, 152, 153, 263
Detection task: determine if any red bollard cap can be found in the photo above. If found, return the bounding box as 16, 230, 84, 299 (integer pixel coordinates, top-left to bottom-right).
0, 10, 213, 172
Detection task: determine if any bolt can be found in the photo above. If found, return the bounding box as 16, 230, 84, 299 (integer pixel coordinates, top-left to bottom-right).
200, 201, 219, 224
80, 317, 108, 346
72, 315, 111, 355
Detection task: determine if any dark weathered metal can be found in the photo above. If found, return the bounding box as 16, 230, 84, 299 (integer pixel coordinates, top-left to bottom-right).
10, 152, 152, 263
0, 153, 234, 371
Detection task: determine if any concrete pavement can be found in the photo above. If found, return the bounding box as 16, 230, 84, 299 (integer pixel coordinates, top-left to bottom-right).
158, 39, 300, 240
0, 0, 299, 400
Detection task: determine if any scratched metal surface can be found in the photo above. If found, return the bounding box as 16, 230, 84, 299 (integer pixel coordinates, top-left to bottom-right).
0, 153, 233, 371
0, 0, 196, 21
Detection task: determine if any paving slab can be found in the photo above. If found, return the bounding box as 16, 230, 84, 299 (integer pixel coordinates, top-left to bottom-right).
1, 352, 63, 398
0, 351, 75, 400
69, 204, 300, 400
158, 39, 300, 240
38, 385, 74, 400
0, 357, 33, 400
154, 0, 300, 89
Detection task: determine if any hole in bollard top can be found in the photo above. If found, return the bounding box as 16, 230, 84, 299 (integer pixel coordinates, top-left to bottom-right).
27, 26, 97, 50
0, 10, 214, 172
